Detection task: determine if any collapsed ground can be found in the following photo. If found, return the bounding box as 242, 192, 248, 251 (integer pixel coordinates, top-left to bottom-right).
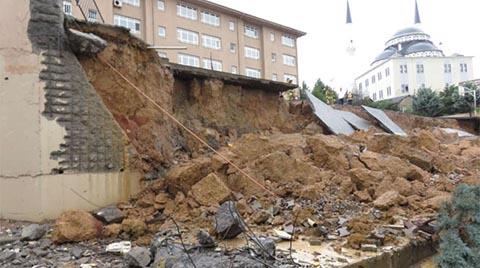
2, 20, 480, 268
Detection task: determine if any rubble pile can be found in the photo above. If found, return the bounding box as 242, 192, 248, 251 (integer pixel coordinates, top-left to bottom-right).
94, 128, 479, 252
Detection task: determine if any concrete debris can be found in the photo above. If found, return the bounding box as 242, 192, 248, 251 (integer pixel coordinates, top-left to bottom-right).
214, 201, 245, 239
124, 246, 151, 268
360, 244, 378, 252
67, 29, 107, 56
273, 229, 292, 240
20, 224, 46, 241
106, 241, 132, 254
93, 205, 124, 224
337, 227, 350, 237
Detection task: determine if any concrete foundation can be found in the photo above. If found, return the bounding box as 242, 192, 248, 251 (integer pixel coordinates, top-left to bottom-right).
0, 172, 141, 222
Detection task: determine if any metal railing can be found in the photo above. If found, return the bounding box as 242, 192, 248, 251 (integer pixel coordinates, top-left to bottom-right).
75, 0, 105, 24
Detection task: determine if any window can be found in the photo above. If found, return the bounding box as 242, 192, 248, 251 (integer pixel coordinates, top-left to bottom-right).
444, 63, 452, 73
400, 64, 408, 73
123, 0, 140, 7
371, 75, 376, 84
229, 20, 235, 31
157, 0, 165, 11
87, 9, 97, 22
158, 52, 167, 58
365, 79, 369, 87
272, 53, 276, 62
272, 74, 277, 81
387, 87, 392, 96
230, 43, 236, 53
401, 84, 409, 93
203, 58, 222, 71
373, 93, 377, 101
231, 66, 237, 74
244, 25, 258, 39
63, 1, 72, 15
385, 67, 390, 77
201, 11, 220, 26
281, 35, 295, 47
379, 90, 384, 99
202, 34, 221, 50
284, 74, 297, 84
270, 32, 275, 42
158, 26, 166, 37
178, 53, 199, 67
377, 72, 382, 81
114, 15, 141, 34
358, 83, 363, 91
245, 68, 261, 78
283, 54, 296, 66
177, 4, 197, 20
177, 28, 198, 45
416, 64, 424, 73
244, 46, 260, 60
460, 63, 468, 72
445, 83, 450, 88
421, 83, 425, 88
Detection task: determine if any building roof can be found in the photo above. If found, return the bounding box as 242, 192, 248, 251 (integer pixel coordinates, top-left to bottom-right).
182, 0, 307, 37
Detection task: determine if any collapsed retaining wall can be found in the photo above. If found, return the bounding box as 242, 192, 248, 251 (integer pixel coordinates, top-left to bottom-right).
72, 21, 307, 174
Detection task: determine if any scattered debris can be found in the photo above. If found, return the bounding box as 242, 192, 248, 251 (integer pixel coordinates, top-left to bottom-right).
105, 241, 132, 254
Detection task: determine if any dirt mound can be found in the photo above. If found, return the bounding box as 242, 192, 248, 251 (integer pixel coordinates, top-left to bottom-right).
100, 127, 480, 249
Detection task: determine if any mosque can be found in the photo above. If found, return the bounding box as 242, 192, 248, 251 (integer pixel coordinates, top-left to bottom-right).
354, 0, 474, 101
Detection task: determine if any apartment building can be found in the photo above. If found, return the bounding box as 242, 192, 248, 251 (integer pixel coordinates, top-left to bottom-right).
64, 0, 306, 84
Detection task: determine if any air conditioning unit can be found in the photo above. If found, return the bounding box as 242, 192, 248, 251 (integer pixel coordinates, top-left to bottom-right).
113, 0, 123, 7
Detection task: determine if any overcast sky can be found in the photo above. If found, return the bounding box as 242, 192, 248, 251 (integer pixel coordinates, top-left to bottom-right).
210, 0, 480, 89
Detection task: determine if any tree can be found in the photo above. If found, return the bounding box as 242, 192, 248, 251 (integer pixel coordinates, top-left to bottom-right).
311, 79, 337, 103
439, 86, 471, 115
299, 81, 308, 100
413, 87, 442, 117
436, 184, 480, 268
363, 99, 399, 111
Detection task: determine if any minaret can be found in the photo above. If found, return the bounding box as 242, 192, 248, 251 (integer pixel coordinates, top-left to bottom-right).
345, 0, 355, 56
414, 0, 421, 24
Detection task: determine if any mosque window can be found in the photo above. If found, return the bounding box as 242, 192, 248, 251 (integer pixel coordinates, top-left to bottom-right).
378, 72, 382, 81
444, 63, 452, 73
365, 79, 369, 87
373, 93, 377, 100
379, 90, 384, 99
385, 68, 390, 77
371, 75, 376, 84
460, 63, 468, 72
400, 64, 408, 74
387, 87, 392, 97
401, 84, 409, 93
416, 64, 424, 73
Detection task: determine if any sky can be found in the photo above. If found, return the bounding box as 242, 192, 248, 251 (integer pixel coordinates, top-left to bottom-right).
209, 0, 480, 89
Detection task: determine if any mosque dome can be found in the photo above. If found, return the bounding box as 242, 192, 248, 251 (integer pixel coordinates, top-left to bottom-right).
404, 41, 441, 55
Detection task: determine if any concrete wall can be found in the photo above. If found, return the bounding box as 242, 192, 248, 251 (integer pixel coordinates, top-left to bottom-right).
0, 0, 141, 221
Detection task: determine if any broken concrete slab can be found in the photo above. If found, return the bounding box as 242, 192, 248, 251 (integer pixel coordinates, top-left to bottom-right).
362, 106, 407, 136
441, 128, 475, 137
306, 91, 356, 135
67, 29, 107, 56
337, 110, 371, 131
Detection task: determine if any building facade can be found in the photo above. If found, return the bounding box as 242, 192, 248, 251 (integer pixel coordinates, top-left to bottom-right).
355, 1, 473, 101
64, 0, 305, 84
